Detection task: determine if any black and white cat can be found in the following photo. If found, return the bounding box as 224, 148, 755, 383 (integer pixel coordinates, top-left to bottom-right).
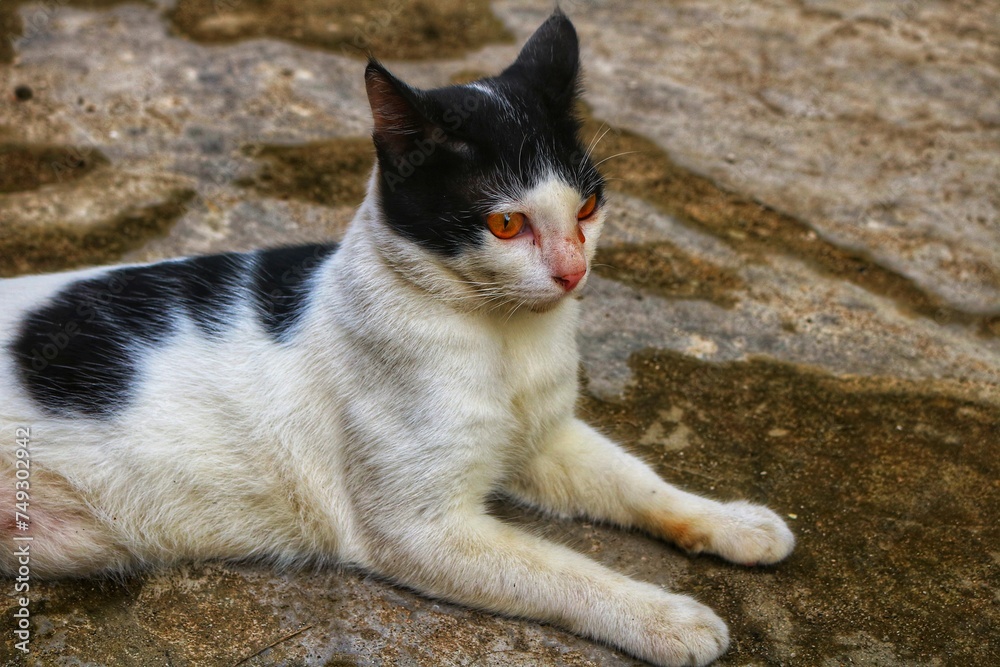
0, 12, 793, 666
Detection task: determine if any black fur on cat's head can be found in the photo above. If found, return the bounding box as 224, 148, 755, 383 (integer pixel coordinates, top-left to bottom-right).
364, 9, 605, 258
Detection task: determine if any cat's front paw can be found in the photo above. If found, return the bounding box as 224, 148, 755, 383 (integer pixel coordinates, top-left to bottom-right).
707, 501, 795, 565
635, 593, 729, 667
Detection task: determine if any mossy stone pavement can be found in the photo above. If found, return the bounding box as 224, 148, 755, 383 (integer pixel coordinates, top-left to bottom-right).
1, 1, 997, 665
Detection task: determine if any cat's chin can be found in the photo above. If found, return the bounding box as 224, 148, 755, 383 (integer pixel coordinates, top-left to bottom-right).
526, 294, 572, 314
480, 294, 567, 316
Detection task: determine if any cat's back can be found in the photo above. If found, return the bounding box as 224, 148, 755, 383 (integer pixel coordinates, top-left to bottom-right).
1, 244, 339, 423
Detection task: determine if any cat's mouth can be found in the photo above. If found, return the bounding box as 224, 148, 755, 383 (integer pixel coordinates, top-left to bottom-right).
523, 272, 590, 312
472, 289, 569, 315
527, 299, 565, 314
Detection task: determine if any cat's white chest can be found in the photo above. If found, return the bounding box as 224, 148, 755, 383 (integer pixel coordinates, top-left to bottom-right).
485, 302, 581, 456
418, 328, 578, 510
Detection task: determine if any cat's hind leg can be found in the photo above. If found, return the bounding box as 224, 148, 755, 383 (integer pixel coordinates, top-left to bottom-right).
1, 456, 132, 578
506, 418, 795, 566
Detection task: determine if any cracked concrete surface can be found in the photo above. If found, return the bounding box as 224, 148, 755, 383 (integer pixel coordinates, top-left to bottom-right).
1, 0, 997, 665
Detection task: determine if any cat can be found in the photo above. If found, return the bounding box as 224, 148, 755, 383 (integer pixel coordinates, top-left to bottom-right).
0, 11, 794, 667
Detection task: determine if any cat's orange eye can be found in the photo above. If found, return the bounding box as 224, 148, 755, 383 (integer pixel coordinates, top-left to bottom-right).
487, 211, 526, 239
577, 193, 598, 220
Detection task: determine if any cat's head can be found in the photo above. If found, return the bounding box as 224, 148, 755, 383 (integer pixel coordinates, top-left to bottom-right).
364, 10, 605, 313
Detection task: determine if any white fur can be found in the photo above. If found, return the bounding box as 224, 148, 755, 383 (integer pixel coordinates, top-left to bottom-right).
0, 175, 793, 667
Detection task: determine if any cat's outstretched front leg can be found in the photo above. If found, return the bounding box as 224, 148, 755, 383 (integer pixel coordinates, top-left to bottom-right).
365, 512, 729, 667
506, 419, 795, 566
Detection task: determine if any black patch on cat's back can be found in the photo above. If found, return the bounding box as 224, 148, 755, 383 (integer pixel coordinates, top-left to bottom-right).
11, 244, 337, 418
11, 266, 181, 418
251, 243, 338, 341
168, 252, 249, 334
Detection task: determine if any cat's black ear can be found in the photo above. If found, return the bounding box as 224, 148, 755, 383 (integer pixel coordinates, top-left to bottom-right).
503, 9, 580, 108
365, 60, 434, 158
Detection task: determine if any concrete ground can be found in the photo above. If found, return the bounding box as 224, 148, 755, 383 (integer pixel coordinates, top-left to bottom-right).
1, 0, 998, 665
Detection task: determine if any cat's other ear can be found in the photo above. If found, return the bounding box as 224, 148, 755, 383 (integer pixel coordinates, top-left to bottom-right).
365, 59, 432, 158
503, 9, 580, 108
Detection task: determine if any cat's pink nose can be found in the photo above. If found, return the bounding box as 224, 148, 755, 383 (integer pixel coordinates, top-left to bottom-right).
553, 270, 585, 292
